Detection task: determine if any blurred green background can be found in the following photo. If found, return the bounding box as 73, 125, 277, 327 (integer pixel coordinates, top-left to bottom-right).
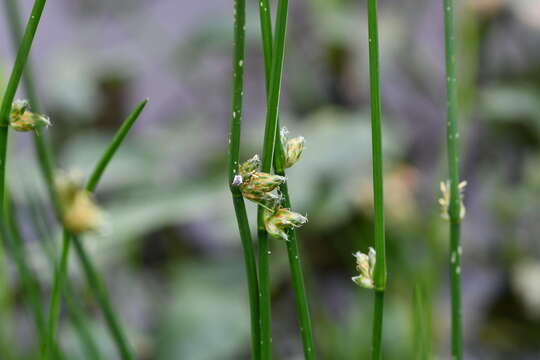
1, 0, 540, 359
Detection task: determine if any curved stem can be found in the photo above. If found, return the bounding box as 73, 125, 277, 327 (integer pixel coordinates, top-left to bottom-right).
0, 0, 47, 219
366, 0, 386, 358
443, 0, 463, 358
3, 0, 58, 213
227, 0, 260, 357
86, 99, 148, 192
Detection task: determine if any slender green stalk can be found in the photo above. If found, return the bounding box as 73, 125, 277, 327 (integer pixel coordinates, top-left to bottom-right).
413, 285, 425, 360
86, 99, 148, 192
442, 0, 463, 358
227, 0, 261, 357
257, 0, 290, 358
257, 2, 315, 358
43, 230, 71, 359
3, 0, 60, 214
0, 0, 47, 217
366, 0, 387, 359
45, 99, 147, 360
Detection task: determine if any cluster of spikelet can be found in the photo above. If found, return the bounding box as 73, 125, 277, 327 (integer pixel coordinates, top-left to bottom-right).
352, 247, 376, 289
9, 99, 50, 132
234, 128, 307, 241
439, 180, 467, 220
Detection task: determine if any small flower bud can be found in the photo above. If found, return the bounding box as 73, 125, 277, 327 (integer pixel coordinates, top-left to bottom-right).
241, 172, 286, 195
352, 247, 376, 289
63, 191, 103, 234
55, 171, 103, 234
9, 99, 51, 132
263, 207, 308, 241
280, 127, 305, 168
439, 180, 467, 220
239, 155, 261, 178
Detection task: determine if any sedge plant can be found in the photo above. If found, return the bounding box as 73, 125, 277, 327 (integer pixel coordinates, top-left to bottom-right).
257, 0, 316, 358
227, 0, 261, 357
351, 1, 387, 360
441, 0, 466, 358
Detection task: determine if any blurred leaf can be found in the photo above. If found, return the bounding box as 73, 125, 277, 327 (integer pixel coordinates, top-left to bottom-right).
157, 261, 250, 360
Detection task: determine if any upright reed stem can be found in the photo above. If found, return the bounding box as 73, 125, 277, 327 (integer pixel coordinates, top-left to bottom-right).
257, 0, 290, 358
366, 0, 387, 359
44, 99, 148, 360
257, 1, 315, 358
442, 0, 463, 358
0, 0, 47, 218
227, 0, 260, 357
3, 0, 58, 213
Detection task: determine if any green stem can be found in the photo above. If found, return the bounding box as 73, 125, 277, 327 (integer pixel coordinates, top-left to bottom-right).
257, 0, 290, 358
371, 291, 384, 360
443, 0, 463, 358
366, 0, 386, 358
86, 99, 148, 192
43, 230, 71, 359
227, 0, 260, 357
257, 1, 316, 358
3, 0, 58, 213
45, 100, 147, 360
0, 0, 47, 214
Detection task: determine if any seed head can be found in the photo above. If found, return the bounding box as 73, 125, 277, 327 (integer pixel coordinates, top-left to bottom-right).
263, 207, 308, 241
439, 180, 467, 220
9, 99, 51, 132
55, 171, 103, 234
241, 172, 286, 195
280, 127, 305, 168
239, 155, 261, 178
352, 247, 376, 289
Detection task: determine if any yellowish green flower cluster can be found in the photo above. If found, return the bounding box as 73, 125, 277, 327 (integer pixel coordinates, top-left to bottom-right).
55, 171, 103, 234
439, 180, 467, 220
263, 207, 307, 241
280, 127, 305, 168
233, 128, 307, 241
9, 99, 51, 132
352, 247, 376, 289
